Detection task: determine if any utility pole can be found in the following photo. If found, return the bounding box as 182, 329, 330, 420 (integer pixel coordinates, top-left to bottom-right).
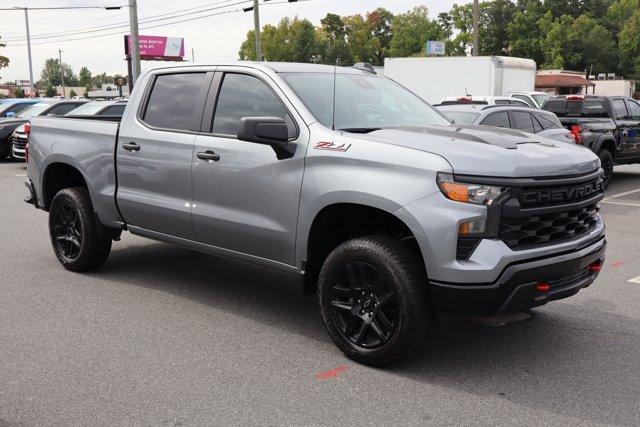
128, 0, 141, 85
23, 9, 34, 96
472, 0, 479, 56
58, 49, 65, 98
253, 0, 262, 61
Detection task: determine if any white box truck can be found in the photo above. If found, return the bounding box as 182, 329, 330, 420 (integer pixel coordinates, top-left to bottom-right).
384, 56, 537, 104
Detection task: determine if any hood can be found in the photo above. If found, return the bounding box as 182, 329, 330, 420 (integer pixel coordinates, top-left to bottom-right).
351, 125, 599, 177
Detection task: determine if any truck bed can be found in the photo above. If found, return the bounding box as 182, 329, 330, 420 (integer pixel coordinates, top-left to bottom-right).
28, 116, 122, 228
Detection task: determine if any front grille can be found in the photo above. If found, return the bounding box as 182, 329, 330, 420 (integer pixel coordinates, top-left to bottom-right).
12, 135, 26, 150
499, 203, 599, 249
495, 172, 604, 250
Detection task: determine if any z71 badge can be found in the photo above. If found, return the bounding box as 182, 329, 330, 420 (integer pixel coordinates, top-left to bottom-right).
314, 141, 352, 152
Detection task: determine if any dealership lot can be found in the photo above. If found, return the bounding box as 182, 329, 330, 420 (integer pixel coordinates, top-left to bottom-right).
1, 161, 639, 425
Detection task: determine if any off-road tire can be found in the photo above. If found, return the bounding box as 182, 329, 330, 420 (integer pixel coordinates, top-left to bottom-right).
49, 187, 112, 271
599, 149, 614, 189
318, 235, 430, 366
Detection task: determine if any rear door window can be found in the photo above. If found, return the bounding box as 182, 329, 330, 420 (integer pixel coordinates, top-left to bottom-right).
480, 111, 510, 128
611, 99, 628, 120
47, 103, 84, 116
143, 72, 208, 131
99, 104, 126, 116
510, 111, 535, 132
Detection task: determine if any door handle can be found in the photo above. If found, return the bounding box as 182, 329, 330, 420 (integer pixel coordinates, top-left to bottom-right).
196, 150, 220, 162
122, 142, 141, 152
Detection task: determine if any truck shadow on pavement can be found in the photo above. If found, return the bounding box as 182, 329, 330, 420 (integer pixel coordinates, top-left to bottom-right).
99, 241, 639, 426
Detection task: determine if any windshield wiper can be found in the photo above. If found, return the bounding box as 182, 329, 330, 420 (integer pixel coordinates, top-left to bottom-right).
338, 127, 383, 134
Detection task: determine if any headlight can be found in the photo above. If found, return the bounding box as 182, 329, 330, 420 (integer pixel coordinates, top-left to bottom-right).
437, 172, 506, 205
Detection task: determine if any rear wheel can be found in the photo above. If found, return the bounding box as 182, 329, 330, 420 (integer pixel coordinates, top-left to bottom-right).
599, 149, 614, 189
318, 235, 430, 366
49, 187, 112, 271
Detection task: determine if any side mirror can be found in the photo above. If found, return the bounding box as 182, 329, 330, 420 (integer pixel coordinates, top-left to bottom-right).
5, 112, 16, 118
237, 117, 289, 147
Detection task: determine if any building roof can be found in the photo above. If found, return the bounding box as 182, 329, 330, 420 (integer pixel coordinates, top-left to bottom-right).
535, 74, 595, 88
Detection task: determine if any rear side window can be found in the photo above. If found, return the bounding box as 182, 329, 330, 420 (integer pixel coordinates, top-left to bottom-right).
534, 113, 562, 130
99, 104, 126, 116
511, 111, 535, 132
143, 73, 207, 131
545, 99, 608, 117
213, 73, 295, 138
494, 99, 509, 105
512, 94, 534, 106
480, 111, 510, 128
4, 103, 31, 116
611, 99, 628, 120
47, 103, 84, 116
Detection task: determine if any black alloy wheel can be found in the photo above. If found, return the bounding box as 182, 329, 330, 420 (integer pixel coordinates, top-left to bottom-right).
52, 200, 83, 260
329, 261, 399, 349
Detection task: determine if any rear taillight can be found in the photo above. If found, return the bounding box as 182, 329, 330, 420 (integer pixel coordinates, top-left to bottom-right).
566, 95, 586, 101
570, 124, 583, 144
23, 122, 31, 136
24, 123, 31, 162
457, 96, 472, 103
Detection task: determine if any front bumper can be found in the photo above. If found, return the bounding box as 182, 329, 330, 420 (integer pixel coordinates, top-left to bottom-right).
429, 236, 606, 315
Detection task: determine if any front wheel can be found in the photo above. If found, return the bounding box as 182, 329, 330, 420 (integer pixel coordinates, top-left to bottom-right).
599, 149, 614, 189
318, 235, 430, 366
49, 187, 112, 271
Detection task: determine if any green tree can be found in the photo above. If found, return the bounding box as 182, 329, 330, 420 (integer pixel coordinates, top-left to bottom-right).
45, 85, 56, 97
84, 84, 92, 98
38, 58, 77, 87
69, 89, 77, 98
604, 0, 638, 34
344, 14, 378, 63
542, 14, 617, 73
290, 18, 318, 62
389, 6, 445, 57
480, 0, 517, 55
14, 87, 25, 98
619, 10, 640, 79
507, 0, 547, 65
79, 66, 92, 88
320, 13, 353, 64
366, 8, 394, 64
0, 36, 8, 73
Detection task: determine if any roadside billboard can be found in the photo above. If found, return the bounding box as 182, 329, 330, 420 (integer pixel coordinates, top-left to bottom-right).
125, 35, 185, 61
426, 40, 446, 56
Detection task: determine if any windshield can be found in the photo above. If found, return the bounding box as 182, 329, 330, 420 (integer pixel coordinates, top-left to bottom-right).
280, 72, 449, 131
532, 93, 551, 107
16, 103, 50, 118
66, 103, 105, 116
438, 110, 479, 124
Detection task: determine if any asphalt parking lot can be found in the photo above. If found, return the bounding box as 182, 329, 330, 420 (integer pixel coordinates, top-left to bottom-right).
1, 160, 639, 425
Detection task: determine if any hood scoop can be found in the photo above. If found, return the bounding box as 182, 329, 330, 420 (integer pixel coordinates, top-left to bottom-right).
391, 125, 556, 150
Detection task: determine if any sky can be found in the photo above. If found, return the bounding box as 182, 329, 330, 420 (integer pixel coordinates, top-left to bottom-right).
0, 0, 466, 83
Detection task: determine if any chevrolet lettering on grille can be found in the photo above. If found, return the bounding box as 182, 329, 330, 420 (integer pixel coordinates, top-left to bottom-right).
521, 180, 603, 204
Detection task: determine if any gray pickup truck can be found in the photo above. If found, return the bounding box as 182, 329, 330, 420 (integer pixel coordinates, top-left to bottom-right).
25, 62, 606, 365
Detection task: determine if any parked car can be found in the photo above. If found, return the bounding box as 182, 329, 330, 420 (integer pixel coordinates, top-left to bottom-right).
0, 99, 88, 160
543, 94, 640, 187
436, 104, 574, 142
65, 100, 128, 118
438, 96, 531, 106
0, 99, 40, 118
26, 62, 605, 366
506, 91, 551, 109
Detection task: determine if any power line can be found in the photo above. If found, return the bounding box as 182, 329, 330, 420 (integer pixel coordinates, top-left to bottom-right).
1, 0, 250, 43
3, 0, 305, 47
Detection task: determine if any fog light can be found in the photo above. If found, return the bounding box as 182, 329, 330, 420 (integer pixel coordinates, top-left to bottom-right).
536, 283, 550, 292
458, 219, 485, 236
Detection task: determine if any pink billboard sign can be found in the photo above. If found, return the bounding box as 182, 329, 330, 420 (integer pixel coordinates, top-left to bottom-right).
127, 35, 185, 60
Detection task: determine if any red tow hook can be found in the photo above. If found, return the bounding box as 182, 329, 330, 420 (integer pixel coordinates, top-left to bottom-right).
589, 261, 602, 273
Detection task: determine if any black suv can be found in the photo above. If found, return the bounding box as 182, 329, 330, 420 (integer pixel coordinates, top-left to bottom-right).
543, 95, 640, 187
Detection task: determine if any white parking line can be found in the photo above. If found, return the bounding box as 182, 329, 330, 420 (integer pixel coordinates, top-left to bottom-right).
601, 200, 640, 207
603, 188, 640, 201
628, 276, 640, 284
14, 173, 26, 177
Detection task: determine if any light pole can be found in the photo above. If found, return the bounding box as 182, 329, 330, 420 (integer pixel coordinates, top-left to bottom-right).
472, 0, 479, 56
58, 49, 65, 98
128, 0, 141, 85
0, 5, 122, 97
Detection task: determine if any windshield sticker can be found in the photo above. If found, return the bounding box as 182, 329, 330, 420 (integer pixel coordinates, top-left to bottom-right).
314, 141, 352, 152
